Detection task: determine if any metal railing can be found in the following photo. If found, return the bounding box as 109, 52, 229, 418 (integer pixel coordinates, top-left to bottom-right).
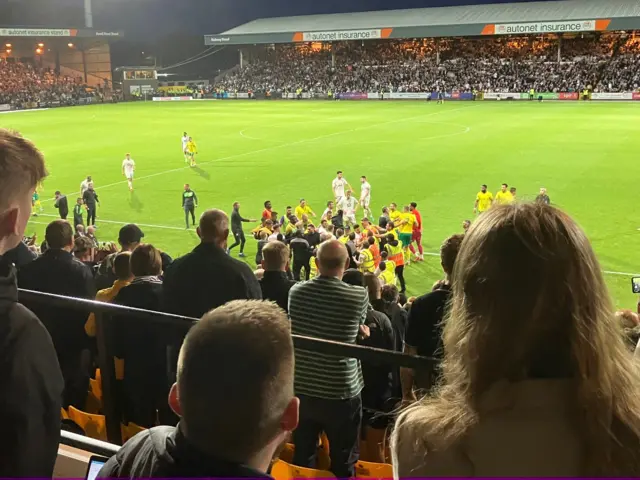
19, 289, 434, 445
61, 430, 119, 457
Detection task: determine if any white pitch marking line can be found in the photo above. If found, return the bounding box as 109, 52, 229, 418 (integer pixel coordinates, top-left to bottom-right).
82, 105, 479, 194
420, 251, 636, 277
33, 213, 187, 231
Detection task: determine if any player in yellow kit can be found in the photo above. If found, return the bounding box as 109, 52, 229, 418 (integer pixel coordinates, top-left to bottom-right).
397, 205, 416, 263
185, 137, 198, 167
494, 183, 514, 205
474, 184, 493, 214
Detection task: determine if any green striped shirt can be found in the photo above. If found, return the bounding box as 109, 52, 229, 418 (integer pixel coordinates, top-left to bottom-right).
289, 276, 367, 399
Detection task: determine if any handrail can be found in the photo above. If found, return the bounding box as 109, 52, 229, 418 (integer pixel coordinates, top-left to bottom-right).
20, 288, 433, 445
60, 430, 119, 457
18, 289, 434, 370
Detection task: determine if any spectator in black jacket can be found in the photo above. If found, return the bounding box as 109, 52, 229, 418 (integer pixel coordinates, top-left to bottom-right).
3, 240, 37, 270
163, 209, 261, 319
98, 300, 299, 478
260, 241, 295, 312
289, 230, 312, 281
82, 183, 99, 226
402, 234, 464, 400
113, 244, 175, 427
343, 270, 395, 462
0, 129, 63, 477
54, 190, 68, 219
380, 284, 408, 399
19, 219, 95, 408
304, 223, 321, 249
228, 201, 256, 258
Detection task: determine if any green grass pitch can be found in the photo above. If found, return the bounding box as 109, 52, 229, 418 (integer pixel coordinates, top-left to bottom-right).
2, 100, 639, 307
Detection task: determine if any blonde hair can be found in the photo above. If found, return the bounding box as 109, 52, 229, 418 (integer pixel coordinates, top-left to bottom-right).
394, 203, 640, 475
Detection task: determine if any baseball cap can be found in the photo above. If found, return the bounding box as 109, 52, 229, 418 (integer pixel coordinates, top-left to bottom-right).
118, 224, 144, 245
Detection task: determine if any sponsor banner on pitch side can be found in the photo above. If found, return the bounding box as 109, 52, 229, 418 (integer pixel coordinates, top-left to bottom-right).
339, 92, 368, 100
559, 92, 579, 100
389, 92, 431, 99
0, 104, 10, 112
633, 93, 640, 101
591, 92, 633, 100
484, 92, 521, 100
152, 96, 193, 102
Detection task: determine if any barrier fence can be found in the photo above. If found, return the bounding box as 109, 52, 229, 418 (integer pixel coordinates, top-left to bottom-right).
152, 91, 640, 102
19, 289, 434, 445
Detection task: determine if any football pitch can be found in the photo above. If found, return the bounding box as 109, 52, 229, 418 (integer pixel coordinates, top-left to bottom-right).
2, 100, 640, 306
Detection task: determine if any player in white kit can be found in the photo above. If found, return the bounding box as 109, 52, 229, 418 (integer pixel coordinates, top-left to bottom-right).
338, 190, 359, 226
360, 175, 372, 219
332, 171, 351, 204
122, 153, 136, 192
181, 132, 189, 162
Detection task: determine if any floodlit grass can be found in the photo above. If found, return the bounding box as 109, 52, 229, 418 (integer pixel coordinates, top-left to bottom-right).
3, 100, 640, 307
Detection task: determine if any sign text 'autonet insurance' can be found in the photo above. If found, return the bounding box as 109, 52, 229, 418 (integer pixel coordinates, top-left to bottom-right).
494, 20, 596, 35
302, 29, 382, 42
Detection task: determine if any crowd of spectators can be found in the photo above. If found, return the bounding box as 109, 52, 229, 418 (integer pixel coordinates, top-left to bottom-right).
3, 108, 640, 477
0, 59, 96, 109
217, 35, 640, 94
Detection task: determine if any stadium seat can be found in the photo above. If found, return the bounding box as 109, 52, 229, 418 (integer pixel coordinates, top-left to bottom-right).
360, 427, 389, 463
317, 432, 331, 471
121, 421, 146, 443
115, 357, 125, 380
61, 407, 69, 420
67, 406, 107, 442
355, 460, 393, 479
271, 459, 336, 480
278, 442, 295, 463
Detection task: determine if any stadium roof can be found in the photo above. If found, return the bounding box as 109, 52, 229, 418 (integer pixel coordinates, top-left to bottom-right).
205, 0, 640, 45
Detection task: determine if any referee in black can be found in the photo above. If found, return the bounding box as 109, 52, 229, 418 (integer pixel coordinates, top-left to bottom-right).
182, 183, 198, 229
228, 201, 256, 257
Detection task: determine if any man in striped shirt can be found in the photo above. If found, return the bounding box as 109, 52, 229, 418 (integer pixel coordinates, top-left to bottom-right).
289, 240, 369, 478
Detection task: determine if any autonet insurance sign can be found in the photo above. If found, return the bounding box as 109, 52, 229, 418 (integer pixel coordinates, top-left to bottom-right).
483, 19, 611, 35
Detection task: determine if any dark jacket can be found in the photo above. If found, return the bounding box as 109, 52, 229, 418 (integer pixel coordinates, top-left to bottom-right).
0, 256, 64, 477
260, 271, 296, 313
304, 231, 321, 248
55, 195, 69, 218
231, 207, 250, 233
162, 242, 261, 319
98, 424, 271, 478
113, 277, 176, 427
18, 249, 96, 407
3, 241, 37, 270
289, 237, 312, 263
83, 189, 99, 208
358, 307, 395, 412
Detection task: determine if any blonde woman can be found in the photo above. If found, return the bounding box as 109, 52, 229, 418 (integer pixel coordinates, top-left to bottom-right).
391, 203, 640, 477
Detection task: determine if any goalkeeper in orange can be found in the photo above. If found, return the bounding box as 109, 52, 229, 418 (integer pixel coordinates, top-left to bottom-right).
186, 136, 198, 167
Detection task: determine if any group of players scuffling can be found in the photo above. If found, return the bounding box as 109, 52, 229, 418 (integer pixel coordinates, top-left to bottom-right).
44, 134, 552, 296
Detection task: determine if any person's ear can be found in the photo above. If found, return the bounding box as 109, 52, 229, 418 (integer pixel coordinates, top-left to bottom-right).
261, 260, 266, 269
196, 226, 202, 239
168, 383, 182, 417
281, 396, 299, 433
0, 207, 19, 239
344, 256, 350, 270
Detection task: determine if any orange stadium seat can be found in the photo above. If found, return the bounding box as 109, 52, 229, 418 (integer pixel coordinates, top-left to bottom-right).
271, 459, 336, 480
121, 421, 146, 443
355, 460, 393, 479
67, 405, 107, 442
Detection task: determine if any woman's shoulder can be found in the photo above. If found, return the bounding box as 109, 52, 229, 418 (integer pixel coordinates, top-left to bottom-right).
391, 401, 474, 478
